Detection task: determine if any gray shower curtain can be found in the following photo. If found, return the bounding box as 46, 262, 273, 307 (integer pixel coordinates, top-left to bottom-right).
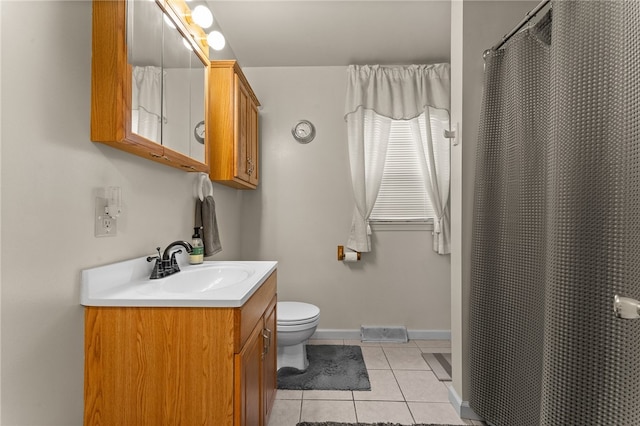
470, 2, 640, 426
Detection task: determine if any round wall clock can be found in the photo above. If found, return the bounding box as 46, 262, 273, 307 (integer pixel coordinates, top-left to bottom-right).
194, 120, 205, 144
291, 120, 316, 144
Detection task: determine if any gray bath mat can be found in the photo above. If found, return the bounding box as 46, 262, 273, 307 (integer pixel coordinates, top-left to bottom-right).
422, 352, 452, 381
277, 345, 370, 391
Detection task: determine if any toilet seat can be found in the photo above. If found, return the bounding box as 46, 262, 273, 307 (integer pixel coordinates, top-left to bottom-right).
278, 315, 320, 326
277, 316, 320, 332
278, 301, 320, 325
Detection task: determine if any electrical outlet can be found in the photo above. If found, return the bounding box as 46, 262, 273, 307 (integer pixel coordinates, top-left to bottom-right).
95, 197, 117, 237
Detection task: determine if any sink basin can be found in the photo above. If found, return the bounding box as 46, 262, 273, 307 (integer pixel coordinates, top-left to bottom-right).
80, 257, 277, 307
161, 263, 255, 294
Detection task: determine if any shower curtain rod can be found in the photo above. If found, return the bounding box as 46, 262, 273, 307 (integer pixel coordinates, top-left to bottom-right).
489, 0, 551, 52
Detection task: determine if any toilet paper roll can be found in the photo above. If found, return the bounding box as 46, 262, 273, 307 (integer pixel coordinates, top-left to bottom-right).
343, 252, 359, 262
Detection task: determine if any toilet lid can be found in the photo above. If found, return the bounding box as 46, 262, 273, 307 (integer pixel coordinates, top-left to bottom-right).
278, 301, 320, 323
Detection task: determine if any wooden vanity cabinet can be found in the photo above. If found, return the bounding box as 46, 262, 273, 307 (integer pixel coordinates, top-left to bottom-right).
83, 272, 277, 426
208, 61, 260, 189
236, 296, 276, 426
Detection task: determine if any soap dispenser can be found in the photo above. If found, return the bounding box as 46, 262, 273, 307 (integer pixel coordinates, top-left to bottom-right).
190, 227, 204, 264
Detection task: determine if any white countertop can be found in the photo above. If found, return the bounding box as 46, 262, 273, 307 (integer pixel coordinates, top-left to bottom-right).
80, 253, 277, 308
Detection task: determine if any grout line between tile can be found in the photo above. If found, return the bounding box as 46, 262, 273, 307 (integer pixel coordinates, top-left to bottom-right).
406, 401, 417, 424
390, 368, 408, 403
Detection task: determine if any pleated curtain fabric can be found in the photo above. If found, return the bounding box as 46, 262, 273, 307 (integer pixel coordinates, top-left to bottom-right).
131, 66, 165, 143
470, 2, 640, 426
344, 64, 450, 253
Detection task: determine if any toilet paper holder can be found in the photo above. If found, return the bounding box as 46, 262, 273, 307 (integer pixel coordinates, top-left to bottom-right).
337, 245, 361, 261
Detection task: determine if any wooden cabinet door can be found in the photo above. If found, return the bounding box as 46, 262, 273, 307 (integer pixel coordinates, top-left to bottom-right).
263, 299, 277, 423
84, 307, 235, 426
248, 100, 259, 186
234, 319, 263, 426
208, 61, 260, 190
234, 75, 251, 184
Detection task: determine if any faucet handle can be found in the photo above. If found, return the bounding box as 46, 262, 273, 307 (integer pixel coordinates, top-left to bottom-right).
146, 247, 162, 263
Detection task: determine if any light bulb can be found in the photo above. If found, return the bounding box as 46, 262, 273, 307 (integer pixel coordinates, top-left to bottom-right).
192, 5, 213, 29
182, 38, 193, 51
207, 31, 226, 51
163, 14, 176, 29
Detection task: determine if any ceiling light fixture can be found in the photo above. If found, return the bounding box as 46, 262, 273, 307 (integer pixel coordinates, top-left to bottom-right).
169, 4, 227, 55
207, 30, 226, 51
192, 5, 213, 29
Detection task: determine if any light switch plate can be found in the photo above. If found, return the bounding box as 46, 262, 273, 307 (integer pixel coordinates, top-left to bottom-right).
95, 197, 117, 237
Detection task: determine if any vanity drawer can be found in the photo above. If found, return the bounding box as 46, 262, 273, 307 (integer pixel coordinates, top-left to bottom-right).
234, 270, 277, 352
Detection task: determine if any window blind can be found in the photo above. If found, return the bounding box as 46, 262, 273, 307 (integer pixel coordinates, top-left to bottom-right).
369, 111, 449, 222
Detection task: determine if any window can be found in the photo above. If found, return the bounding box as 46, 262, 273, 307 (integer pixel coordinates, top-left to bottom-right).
369, 109, 450, 225
344, 64, 451, 253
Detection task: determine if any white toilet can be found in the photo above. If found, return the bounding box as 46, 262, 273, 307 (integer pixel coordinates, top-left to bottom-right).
276, 301, 321, 371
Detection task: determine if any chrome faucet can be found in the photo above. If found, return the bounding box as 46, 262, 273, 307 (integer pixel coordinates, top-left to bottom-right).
146, 241, 193, 279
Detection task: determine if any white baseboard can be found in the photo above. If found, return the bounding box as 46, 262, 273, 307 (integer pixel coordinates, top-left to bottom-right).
448, 385, 483, 421
408, 329, 451, 340
312, 329, 361, 340
312, 329, 451, 341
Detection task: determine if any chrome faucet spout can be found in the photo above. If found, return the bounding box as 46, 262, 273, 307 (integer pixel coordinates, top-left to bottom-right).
147, 241, 194, 280
162, 241, 194, 260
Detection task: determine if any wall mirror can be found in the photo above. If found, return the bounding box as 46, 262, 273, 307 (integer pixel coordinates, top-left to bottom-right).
91, 0, 209, 172
127, 0, 206, 164
160, 17, 206, 164
127, 0, 163, 144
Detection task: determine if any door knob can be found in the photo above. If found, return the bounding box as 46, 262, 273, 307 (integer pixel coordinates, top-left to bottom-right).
614, 295, 640, 319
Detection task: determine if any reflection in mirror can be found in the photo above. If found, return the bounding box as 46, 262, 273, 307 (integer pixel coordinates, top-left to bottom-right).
127, 0, 163, 144
163, 24, 206, 163
189, 61, 206, 163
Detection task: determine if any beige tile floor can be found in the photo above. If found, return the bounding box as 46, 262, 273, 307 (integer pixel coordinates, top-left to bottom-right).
268, 339, 486, 426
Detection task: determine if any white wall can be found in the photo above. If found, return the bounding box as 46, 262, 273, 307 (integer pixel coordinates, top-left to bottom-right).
164, 68, 207, 163
0, 0, 3, 420
450, 0, 464, 400
1, 2, 453, 424
241, 66, 451, 332
0, 2, 243, 424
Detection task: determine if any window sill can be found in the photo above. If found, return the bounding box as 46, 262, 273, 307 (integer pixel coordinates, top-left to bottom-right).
370, 221, 434, 231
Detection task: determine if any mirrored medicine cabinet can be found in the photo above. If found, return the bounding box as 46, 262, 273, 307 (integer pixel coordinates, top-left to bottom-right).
91, 0, 210, 172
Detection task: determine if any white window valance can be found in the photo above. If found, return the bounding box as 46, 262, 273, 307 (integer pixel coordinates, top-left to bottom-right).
344, 63, 450, 121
